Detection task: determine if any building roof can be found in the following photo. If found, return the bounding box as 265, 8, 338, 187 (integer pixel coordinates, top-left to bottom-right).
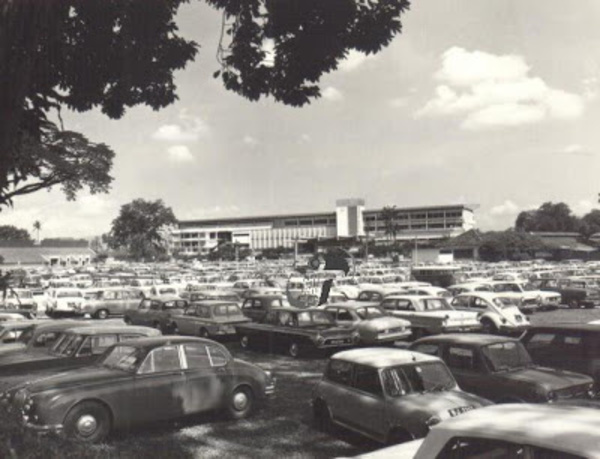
331, 347, 439, 368
0, 246, 95, 265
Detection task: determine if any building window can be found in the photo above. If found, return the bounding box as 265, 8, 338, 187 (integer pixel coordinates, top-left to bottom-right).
314, 219, 328, 225
284, 220, 298, 227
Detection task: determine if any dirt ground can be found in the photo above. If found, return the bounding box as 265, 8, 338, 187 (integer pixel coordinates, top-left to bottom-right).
5, 306, 600, 459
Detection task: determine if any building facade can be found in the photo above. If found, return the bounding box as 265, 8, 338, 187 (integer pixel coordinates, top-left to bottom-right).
172, 201, 476, 255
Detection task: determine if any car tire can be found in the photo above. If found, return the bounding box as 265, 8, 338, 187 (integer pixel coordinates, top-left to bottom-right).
64, 401, 111, 443
95, 309, 109, 320
199, 328, 209, 338
312, 400, 332, 432
225, 386, 254, 420
481, 318, 497, 334
240, 335, 251, 349
288, 342, 301, 358
568, 299, 580, 309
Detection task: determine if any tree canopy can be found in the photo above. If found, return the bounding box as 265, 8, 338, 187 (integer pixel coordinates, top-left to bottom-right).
515, 202, 580, 233
1, 0, 411, 208
0, 225, 33, 242
107, 199, 176, 260
478, 230, 548, 262
380, 205, 400, 240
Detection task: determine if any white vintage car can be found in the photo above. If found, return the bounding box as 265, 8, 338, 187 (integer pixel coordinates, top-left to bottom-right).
46, 288, 85, 316
451, 292, 530, 334
488, 281, 561, 312
379, 295, 481, 338
359, 404, 600, 458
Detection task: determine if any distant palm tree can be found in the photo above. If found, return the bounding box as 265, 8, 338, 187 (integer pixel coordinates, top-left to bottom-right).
33, 220, 41, 244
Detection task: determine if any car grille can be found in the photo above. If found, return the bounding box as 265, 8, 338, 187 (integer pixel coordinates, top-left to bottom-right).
555, 384, 589, 399
323, 337, 352, 345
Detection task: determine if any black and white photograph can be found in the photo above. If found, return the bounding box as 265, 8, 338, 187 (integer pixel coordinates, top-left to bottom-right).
1, 1, 600, 458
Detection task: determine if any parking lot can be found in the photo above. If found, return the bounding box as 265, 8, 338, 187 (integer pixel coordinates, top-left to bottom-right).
23, 305, 593, 459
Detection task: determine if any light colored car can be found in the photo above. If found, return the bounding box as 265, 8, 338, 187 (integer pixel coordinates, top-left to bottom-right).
46, 288, 85, 316
1, 288, 36, 310
380, 295, 481, 338
451, 292, 530, 334
403, 286, 452, 298
312, 348, 491, 444
488, 281, 561, 312
446, 282, 493, 296
323, 302, 411, 344
360, 404, 600, 458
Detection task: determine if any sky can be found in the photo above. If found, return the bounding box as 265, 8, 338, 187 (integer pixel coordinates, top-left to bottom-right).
3, 0, 600, 238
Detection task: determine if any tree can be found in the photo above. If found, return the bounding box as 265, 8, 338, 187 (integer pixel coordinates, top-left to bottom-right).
514, 202, 580, 232
32, 220, 41, 244
580, 210, 600, 239
380, 205, 400, 241
108, 199, 176, 261
1, 1, 410, 208
0, 225, 32, 242
479, 230, 548, 262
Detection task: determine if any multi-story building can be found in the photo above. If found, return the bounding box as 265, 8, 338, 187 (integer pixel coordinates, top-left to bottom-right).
172, 200, 476, 255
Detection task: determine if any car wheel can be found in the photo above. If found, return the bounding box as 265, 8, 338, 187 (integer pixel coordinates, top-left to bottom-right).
240, 335, 251, 349
313, 400, 332, 432
95, 309, 109, 320
481, 318, 497, 334
288, 342, 301, 358
225, 386, 254, 420
199, 328, 209, 338
568, 299, 580, 309
123, 316, 132, 325
64, 401, 111, 443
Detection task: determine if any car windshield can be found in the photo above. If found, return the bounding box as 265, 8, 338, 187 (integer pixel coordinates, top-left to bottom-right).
482, 341, 533, 371
214, 304, 242, 316
297, 311, 334, 326
57, 290, 82, 298
356, 307, 385, 319
100, 345, 145, 372
420, 298, 452, 311
382, 362, 456, 396
492, 297, 518, 309
51, 333, 84, 357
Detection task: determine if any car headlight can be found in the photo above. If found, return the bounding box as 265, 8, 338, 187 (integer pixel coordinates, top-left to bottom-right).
316, 334, 325, 345
426, 415, 441, 428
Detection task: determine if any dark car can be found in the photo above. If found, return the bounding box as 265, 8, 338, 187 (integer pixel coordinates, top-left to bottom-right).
535, 278, 599, 309
123, 296, 188, 331
240, 294, 289, 322
0, 325, 159, 381
235, 307, 359, 358
409, 334, 595, 403
521, 324, 600, 387
0, 320, 47, 345
3, 336, 275, 442
180, 290, 240, 303
169, 301, 250, 338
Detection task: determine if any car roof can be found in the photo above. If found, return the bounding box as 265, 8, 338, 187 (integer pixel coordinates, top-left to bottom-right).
324, 301, 380, 309
415, 333, 517, 346
421, 404, 600, 457
116, 335, 224, 349
145, 295, 183, 301
383, 295, 441, 301
527, 323, 600, 333
331, 347, 440, 368
64, 325, 159, 335
455, 291, 500, 299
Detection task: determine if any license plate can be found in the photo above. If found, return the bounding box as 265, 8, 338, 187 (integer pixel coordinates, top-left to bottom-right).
329, 339, 347, 345
448, 405, 475, 417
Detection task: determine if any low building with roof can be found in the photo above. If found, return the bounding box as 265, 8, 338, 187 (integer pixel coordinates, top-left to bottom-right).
0, 242, 95, 269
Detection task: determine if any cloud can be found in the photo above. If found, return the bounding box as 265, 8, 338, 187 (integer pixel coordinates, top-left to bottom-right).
321, 87, 344, 102
338, 50, 375, 72
574, 199, 594, 215
416, 47, 585, 129
167, 145, 194, 162
555, 144, 595, 157
583, 76, 599, 101
151, 110, 209, 143
299, 134, 312, 143
389, 97, 409, 108
243, 136, 259, 147
489, 200, 520, 216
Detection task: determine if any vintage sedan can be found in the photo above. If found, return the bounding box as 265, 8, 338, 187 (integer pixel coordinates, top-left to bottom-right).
410, 334, 595, 403
451, 292, 530, 334
323, 302, 411, 344
236, 307, 358, 357
380, 295, 481, 339
81, 287, 142, 319
521, 324, 600, 387
535, 277, 600, 309
123, 296, 188, 331
169, 301, 250, 338
3, 336, 275, 442
312, 348, 491, 444
46, 288, 85, 317
240, 294, 290, 322
360, 404, 600, 458
0, 325, 159, 379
